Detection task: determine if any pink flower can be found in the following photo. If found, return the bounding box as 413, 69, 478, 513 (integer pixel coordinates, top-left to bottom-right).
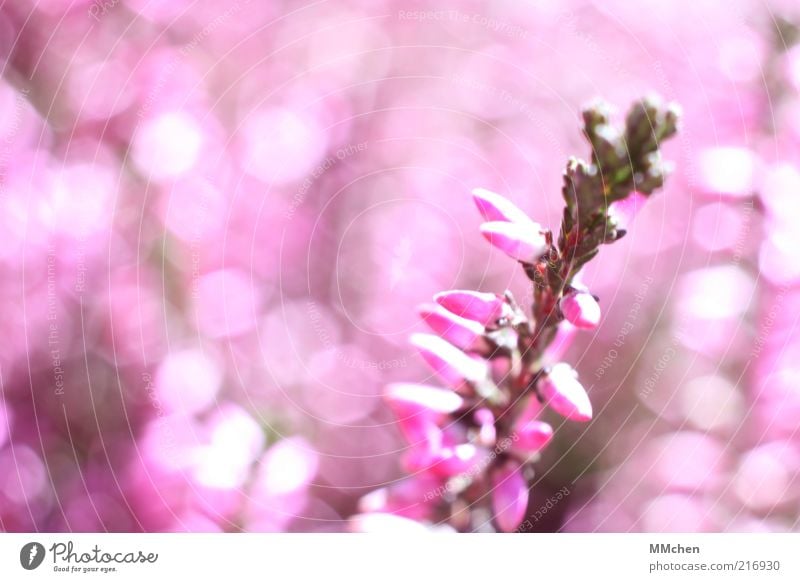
474, 408, 497, 447
434, 290, 504, 326
385, 383, 464, 417
480, 221, 548, 263
384, 383, 463, 446
538, 363, 593, 422
349, 513, 431, 533
472, 187, 538, 228
410, 333, 489, 387
418, 304, 488, 352
559, 289, 601, 329
491, 460, 529, 532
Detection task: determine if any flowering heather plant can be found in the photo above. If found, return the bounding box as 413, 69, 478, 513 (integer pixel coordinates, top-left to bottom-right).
354, 97, 680, 532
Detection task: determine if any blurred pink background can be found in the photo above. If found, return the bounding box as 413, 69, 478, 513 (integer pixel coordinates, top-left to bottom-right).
1, 0, 799, 532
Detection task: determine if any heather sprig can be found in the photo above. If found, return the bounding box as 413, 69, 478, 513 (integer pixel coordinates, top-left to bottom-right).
353, 96, 680, 533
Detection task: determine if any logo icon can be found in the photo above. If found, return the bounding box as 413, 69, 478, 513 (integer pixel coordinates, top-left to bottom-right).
20, 542, 46, 570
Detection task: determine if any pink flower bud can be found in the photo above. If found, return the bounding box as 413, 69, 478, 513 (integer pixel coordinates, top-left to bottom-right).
358, 475, 442, 521
402, 446, 434, 474
513, 420, 553, 453
544, 322, 577, 363
410, 333, 489, 388
559, 289, 601, 329
385, 384, 459, 447
349, 513, 430, 533
480, 221, 548, 263
491, 460, 529, 532
472, 187, 537, 228
433, 290, 504, 326
358, 488, 390, 514
538, 363, 593, 422
432, 443, 487, 477
608, 190, 647, 229
418, 304, 488, 352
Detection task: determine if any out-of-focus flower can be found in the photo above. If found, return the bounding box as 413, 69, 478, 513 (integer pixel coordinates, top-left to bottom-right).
361, 101, 677, 532
5, 0, 773, 535
474, 408, 497, 447
385, 383, 464, 417
472, 187, 538, 228
698, 146, 760, 198
357, 475, 442, 521
513, 420, 554, 454
608, 191, 647, 231
418, 304, 489, 352
733, 442, 800, 511
559, 289, 601, 329
409, 333, 489, 387
349, 512, 432, 533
